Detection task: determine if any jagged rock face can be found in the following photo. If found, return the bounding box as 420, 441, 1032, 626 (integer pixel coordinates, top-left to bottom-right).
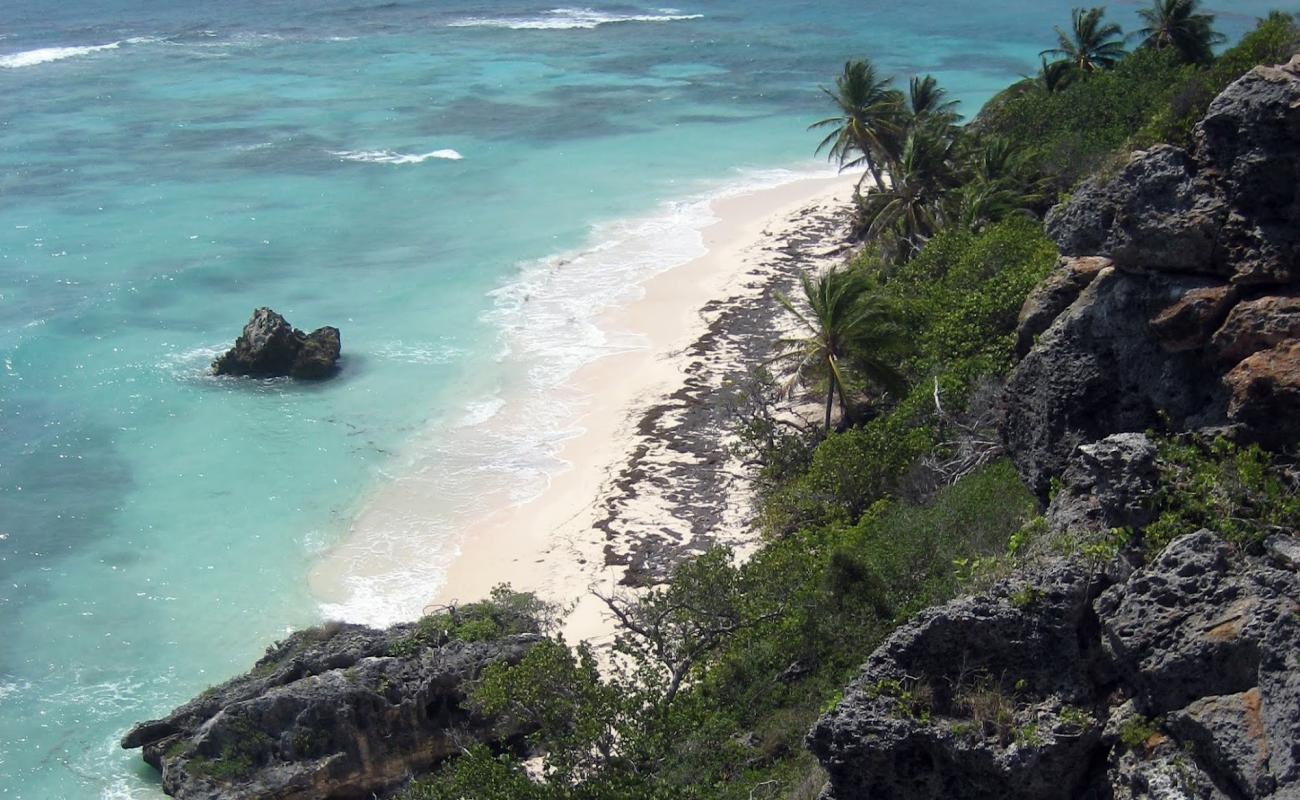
212, 307, 341, 379
1005, 267, 1229, 497
1045, 432, 1159, 536
809, 533, 1300, 800
807, 562, 1109, 800
122, 623, 540, 800
1008, 60, 1300, 499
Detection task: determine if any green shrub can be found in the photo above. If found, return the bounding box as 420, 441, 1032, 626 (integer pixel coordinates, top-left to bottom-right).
1140, 13, 1300, 146
1143, 436, 1300, 555
1119, 715, 1161, 752
388, 584, 559, 656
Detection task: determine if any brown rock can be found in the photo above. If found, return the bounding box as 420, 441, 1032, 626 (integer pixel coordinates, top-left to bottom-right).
1169, 688, 1275, 798
1209, 294, 1300, 368
1223, 342, 1300, 446
1150, 284, 1239, 352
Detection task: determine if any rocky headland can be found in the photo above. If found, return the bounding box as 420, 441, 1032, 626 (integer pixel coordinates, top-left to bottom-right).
122, 619, 540, 799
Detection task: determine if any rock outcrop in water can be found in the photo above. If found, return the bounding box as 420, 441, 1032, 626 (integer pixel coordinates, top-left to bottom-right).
809, 61, 1300, 800
213, 307, 341, 379
121, 622, 539, 800
1005, 57, 1300, 498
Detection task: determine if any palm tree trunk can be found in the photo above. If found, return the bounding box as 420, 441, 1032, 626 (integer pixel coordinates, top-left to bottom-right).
824, 379, 836, 436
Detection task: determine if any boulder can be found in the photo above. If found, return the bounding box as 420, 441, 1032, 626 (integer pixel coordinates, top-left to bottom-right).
807, 562, 1108, 800
1150, 284, 1240, 353
1223, 342, 1300, 447
1195, 56, 1300, 285
1045, 432, 1159, 536
1047, 145, 1225, 276
1007, 61, 1300, 498
212, 308, 341, 379
122, 622, 540, 800
1097, 532, 1300, 794
1209, 294, 1300, 368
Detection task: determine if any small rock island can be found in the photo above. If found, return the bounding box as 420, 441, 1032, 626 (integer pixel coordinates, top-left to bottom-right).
213, 308, 342, 379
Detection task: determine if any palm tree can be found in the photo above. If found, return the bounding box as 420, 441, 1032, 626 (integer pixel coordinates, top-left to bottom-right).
1041, 7, 1127, 73
772, 269, 904, 435
855, 123, 960, 259
1133, 0, 1225, 64
962, 137, 1045, 226
907, 75, 962, 127
810, 59, 904, 192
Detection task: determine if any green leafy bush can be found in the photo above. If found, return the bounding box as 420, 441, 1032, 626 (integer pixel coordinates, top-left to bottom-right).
1143, 436, 1300, 554
389, 584, 559, 656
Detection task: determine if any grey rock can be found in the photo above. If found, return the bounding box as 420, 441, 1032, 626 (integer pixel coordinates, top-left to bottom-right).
1208, 294, 1300, 368
1015, 256, 1111, 357
807, 562, 1108, 800
1047, 145, 1225, 275
212, 308, 341, 379
1108, 733, 1230, 800
1047, 58, 1300, 286
1046, 432, 1159, 536
122, 622, 540, 800
810, 532, 1300, 800
1009, 62, 1300, 499
1169, 689, 1276, 798
1266, 534, 1300, 571
1195, 57, 1300, 285
1003, 268, 1229, 499
1097, 532, 1300, 795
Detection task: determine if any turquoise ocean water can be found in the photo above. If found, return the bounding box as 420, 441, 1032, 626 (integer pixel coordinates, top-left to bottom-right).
0, 2, 1282, 796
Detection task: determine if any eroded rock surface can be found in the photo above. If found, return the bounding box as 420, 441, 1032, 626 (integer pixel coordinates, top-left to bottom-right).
810, 533, 1300, 800
213, 307, 341, 379
122, 623, 539, 800
1008, 59, 1300, 498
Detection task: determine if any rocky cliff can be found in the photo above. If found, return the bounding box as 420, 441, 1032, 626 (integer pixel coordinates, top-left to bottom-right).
809, 61, 1300, 800
122, 622, 539, 799
1006, 57, 1300, 499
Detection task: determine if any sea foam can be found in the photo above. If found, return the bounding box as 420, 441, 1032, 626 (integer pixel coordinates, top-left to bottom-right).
0, 42, 120, 69
448, 6, 703, 30
331, 148, 464, 164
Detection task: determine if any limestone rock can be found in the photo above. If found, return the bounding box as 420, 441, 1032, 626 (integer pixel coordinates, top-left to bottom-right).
807, 562, 1108, 800
1224, 342, 1300, 447
1169, 689, 1276, 798
1015, 256, 1111, 357
810, 531, 1300, 800
1195, 56, 1300, 285
122, 622, 540, 800
1008, 61, 1300, 497
1003, 268, 1228, 499
1151, 284, 1240, 353
1047, 145, 1225, 275
1210, 294, 1300, 368
1046, 432, 1159, 536
212, 308, 341, 379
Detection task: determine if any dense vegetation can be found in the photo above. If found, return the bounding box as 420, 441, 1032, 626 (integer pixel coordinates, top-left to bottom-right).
401, 7, 1300, 799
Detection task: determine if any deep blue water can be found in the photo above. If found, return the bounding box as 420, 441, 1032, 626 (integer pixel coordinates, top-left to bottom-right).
0, 1, 1285, 796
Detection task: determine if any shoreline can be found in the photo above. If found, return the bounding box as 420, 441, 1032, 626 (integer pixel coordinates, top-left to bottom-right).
311, 171, 858, 643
